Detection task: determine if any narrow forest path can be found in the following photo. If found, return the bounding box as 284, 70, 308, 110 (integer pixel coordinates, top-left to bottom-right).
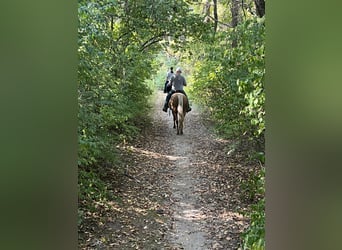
80, 91, 252, 249
151, 91, 250, 249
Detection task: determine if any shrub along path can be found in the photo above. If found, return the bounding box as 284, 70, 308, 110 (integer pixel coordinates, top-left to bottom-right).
79, 91, 256, 249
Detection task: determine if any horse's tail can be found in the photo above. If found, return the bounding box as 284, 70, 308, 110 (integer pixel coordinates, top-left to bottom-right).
177, 94, 184, 124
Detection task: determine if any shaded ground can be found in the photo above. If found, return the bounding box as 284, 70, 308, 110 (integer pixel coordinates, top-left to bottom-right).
79, 91, 257, 249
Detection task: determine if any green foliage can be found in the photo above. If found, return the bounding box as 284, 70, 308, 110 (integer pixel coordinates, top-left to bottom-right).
78, 0, 158, 219
78, 168, 113, 226
241, 166, 265, 202
242, 198, 265, 250
188, 17, 265, 139
78, 169, 109, 205
241, 166, 265, 249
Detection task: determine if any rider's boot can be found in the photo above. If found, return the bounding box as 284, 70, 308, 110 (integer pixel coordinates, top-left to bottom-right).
162, 102, 168, 112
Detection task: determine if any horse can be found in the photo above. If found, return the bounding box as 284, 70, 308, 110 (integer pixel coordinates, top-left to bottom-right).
168, 92, 189, 135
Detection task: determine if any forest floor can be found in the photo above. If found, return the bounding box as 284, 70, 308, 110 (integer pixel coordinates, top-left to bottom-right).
79, 91, 259, 249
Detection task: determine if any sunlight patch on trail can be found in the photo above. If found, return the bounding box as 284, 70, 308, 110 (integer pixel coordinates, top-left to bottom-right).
120, 145, 187, 161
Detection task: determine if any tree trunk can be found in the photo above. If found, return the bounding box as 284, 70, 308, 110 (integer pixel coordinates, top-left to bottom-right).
213, 0, 218, 32
254, 0, 265, 18
231, 0, 240, 47
231, 0, 239, 28
203, 0, 211, 23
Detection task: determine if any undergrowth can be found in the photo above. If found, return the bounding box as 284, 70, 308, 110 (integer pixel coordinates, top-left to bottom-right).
241, 163, 265, 250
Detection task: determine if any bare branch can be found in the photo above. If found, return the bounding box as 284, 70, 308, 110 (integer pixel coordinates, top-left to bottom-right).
241, 0, 247, 20
205, 15, 232, 28
140, 33, 168, 51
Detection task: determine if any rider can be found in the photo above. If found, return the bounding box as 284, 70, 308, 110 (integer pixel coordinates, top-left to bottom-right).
164, 67, 174, 93
162, 67, 192, 112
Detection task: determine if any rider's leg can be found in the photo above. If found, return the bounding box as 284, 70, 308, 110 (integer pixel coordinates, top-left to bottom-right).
164, 81, 169, 93
179, 90, 192, 112
163, 90, 174, 112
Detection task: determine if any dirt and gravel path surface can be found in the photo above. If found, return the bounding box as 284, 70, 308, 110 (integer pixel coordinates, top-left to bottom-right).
79, 91, 253, 249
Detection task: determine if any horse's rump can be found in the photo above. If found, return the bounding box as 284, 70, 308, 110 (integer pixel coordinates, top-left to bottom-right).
168, 93, 188, 135
169, 93, 189, 111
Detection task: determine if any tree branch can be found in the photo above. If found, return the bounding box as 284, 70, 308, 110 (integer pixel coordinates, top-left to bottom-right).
140, 34, 167, 52
241, 0, 247, 20
205, 15, 232, 28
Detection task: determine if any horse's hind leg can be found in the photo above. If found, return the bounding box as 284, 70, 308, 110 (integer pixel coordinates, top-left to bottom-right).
172, 112, 176, 129
179, 121, 183, 135
176, 118, 179, 134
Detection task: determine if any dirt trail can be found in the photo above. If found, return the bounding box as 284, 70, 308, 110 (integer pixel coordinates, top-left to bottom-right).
166, 111, 209, 249
159, 97, 211, 248
79, 91, 251, 249
152, 91, 249, 249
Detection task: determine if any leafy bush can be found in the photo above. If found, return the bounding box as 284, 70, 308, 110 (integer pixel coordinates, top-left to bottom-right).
242, 198, 265, 250
241, 166, 265, 202
188, 17, 265, 139
78, 169, 110, 226
241, 166, 265, 249
78, 169, 109, 206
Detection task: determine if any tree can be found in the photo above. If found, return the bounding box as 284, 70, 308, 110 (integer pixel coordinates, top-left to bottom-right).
213, 0, 218, 32
254, 0, 265, 18
203, 0, 211, 23
231, 0, 240, 28
231, 0, 240, 47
